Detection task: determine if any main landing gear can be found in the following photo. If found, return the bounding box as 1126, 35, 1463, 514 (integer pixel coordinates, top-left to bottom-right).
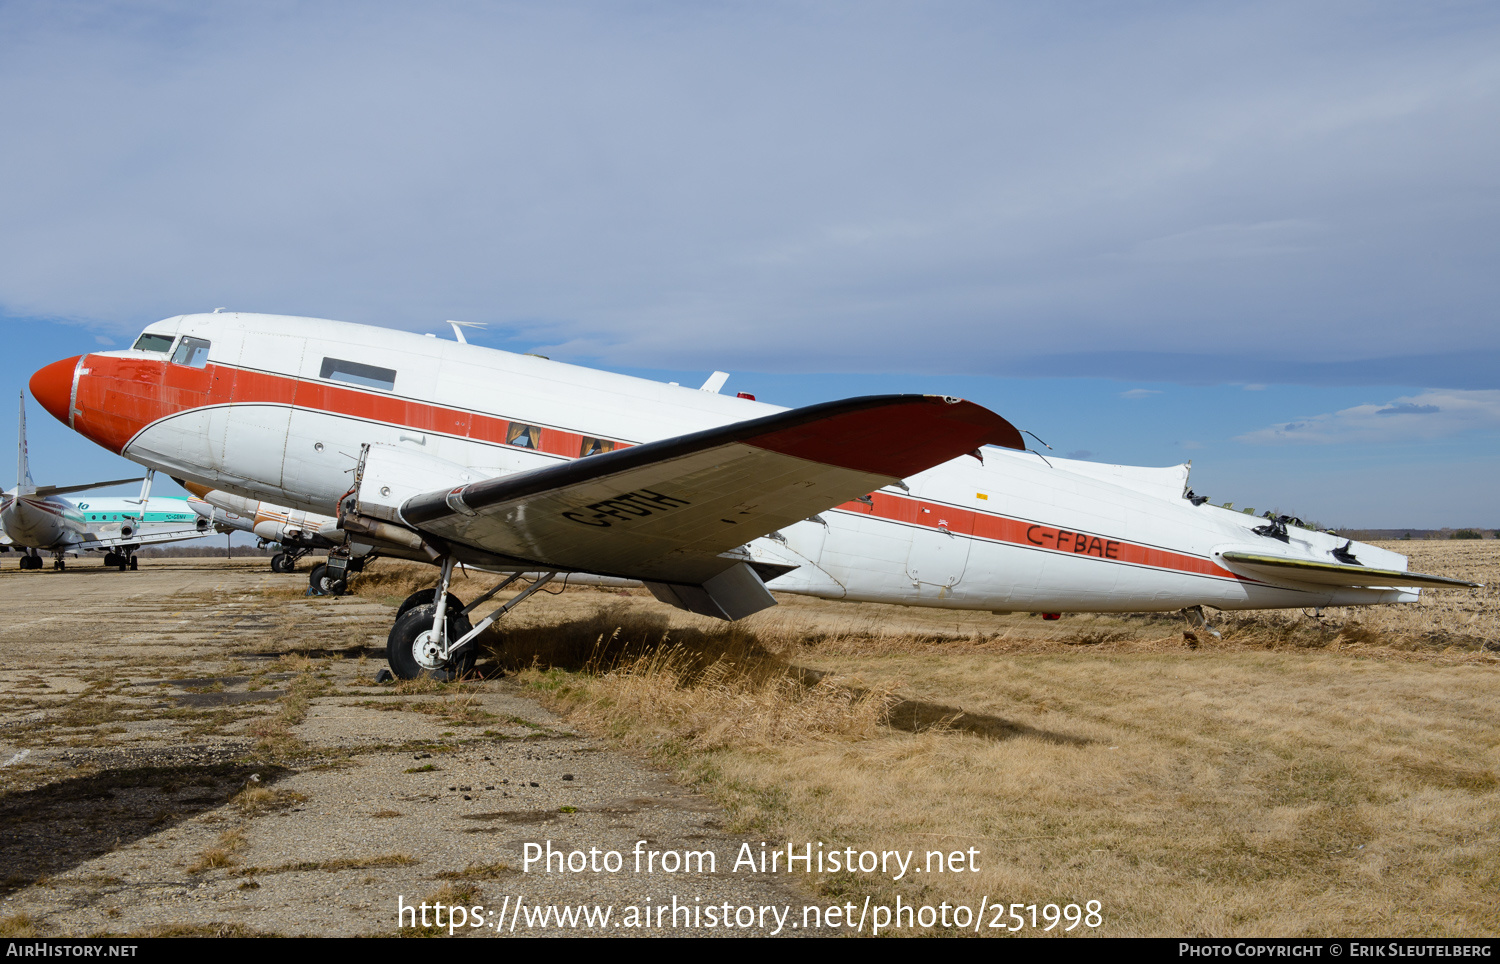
384, 558, 557, 681
18, 551, 43, 571
102, 552, 138, 571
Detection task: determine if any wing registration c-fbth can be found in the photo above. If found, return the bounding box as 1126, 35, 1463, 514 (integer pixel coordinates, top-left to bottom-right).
396, 394, 1022, 585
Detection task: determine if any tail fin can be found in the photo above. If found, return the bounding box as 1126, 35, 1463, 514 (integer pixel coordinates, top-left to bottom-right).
17, 395, 34, 493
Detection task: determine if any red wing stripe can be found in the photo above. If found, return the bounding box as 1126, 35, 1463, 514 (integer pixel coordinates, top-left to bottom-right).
746, 396, 1023, 474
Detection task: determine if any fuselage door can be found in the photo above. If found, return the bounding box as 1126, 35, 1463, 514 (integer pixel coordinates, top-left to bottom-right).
903, 493, 974, 592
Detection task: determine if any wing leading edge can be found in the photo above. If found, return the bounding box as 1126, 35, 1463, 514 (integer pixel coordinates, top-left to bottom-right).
396, 394, 1022, 590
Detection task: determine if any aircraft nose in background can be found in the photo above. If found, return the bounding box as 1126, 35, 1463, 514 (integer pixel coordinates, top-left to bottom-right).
29, 356, 81, 426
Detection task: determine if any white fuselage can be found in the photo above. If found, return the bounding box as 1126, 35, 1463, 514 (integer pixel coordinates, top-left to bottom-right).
43, 312, 1416, 610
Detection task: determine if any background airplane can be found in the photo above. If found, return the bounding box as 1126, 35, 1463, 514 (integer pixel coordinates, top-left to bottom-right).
185, 484, 384, 593
2, 398, 210, 570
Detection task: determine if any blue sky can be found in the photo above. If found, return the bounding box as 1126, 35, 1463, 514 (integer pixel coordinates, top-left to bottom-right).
3, 2, 1497, 528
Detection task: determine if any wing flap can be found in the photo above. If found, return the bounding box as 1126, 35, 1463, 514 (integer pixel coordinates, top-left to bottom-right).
399, 395, 1021, 584
1219, 551, 1480, 590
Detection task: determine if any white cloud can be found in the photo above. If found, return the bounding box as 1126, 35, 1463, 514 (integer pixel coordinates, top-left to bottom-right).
1120, 389, 1163, 399
1236, 390, 1500, 444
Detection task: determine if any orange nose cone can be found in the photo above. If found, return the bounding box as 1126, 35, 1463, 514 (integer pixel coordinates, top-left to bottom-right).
30, 355, 81, 426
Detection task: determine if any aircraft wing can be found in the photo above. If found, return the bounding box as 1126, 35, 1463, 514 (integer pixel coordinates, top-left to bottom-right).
33, 478, 143, 498
397, 395, 1022, 587
1218, 551, 1481, 590
83, 526, 211, 550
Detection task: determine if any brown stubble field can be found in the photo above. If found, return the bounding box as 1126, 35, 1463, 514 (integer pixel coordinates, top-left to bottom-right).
461, 538, 1500, 937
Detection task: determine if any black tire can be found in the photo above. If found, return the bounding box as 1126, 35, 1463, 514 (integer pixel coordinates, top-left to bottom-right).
271, 553, 293, 574
386, 603, 477, 681
310, 563, 349, 596
395, 589, 467, 622
128, 556, 138, 571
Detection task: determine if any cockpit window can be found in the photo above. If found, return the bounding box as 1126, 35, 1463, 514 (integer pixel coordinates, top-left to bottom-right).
171, 336, 212, 368
320, 357, 397, 391
133, 333, 175, 353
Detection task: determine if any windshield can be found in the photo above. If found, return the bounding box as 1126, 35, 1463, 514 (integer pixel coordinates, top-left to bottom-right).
132, 333, 174, 353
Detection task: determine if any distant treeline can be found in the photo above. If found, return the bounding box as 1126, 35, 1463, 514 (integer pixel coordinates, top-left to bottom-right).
136, 544, 280, 557
1333, 528, 1497, 541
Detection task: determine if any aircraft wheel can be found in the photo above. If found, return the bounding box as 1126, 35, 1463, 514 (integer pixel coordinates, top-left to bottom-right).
271, 553, 293, 574
309, 563, 347, 596
103, 553, 118, 567
54, 558, 65, 571
386, 603, 477, 681
128, 556, 137, 571
395, 589, 467, 622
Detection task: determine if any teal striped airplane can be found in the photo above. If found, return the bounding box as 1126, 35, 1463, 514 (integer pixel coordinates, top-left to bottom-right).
2, 397, 210, 570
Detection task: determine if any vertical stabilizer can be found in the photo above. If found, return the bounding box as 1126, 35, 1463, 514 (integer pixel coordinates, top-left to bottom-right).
17, 395, 34, 493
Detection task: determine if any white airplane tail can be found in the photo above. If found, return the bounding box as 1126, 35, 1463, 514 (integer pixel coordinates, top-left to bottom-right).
17, 393, 142, 499
16, 395, 34, 494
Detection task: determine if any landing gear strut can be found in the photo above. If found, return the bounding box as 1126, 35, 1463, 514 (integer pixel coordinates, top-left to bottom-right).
384, 558, 557, 681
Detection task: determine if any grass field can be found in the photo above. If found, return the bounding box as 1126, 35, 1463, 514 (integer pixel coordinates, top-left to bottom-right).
354, 540, 1499, 937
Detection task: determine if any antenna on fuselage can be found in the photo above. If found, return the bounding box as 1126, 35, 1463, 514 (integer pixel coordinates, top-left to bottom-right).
446, 320, 487, 344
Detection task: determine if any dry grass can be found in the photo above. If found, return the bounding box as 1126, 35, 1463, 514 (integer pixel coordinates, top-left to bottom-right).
232, 784, 308, 814
0, 913, 39, 937
232, 854, 417, 877
344, 550, 1499, 934
479, 541, 1499, 937
187, 828, 249, 874
432, 862, 515, 880
247, 669, 323, 758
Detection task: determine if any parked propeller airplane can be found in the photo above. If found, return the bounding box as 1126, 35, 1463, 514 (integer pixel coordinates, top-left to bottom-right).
184, 483, 371, 591
29, 312, 1477, 678
3, 397, 211, 569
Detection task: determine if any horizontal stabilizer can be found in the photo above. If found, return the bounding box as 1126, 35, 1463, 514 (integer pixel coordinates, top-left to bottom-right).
34, 478, 143, 498
1219, 551, 1480, 590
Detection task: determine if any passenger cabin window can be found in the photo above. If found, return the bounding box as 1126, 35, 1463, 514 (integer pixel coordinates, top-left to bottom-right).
579, 437, 616, 458
506, 423, 540, 448
171, 336, 211, 368
320, 357, 397, 392
133, 333, 174, 353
